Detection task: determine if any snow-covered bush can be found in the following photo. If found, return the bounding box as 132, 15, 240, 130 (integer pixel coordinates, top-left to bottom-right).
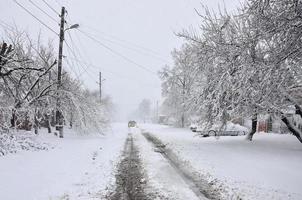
0, 131, 49, 156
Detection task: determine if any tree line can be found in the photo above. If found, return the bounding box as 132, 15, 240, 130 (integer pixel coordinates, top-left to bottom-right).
159, 0, 302, 142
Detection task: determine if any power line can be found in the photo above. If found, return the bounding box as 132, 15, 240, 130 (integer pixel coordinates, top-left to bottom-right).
28, 0, 58, 24
64, 40, 96, 80
13, 0, 59, 36
41, 0, 60, 16
63, 13, 160, 86
83, 25, 169, 61
53, 0, 62, 7
67, 56, 130, 79
63, 54, 82, 81
82, 28, 169, 63
64, 24, 125, 83
63, 41, 92, 89
78, 29, 157, 75
65, 32, 94, 75
65, 14, 114, 82
64, 42, 84, 78
42, 0, 60, 16
64, 31, 160, 87
63, 14, 96, 79
0, 20, 14, 31
64, 33, 82, 73
66, 56, 160, 87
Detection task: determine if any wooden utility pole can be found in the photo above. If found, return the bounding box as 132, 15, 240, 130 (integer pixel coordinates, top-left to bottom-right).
56, 7, 66, 138
99, 72, 102, 102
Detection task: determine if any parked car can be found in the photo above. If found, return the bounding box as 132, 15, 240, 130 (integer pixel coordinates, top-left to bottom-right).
191, 122, 248, 137
128, 120, 137, 128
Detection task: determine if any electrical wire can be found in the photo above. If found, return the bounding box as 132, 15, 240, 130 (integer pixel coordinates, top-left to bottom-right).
0, 20, 14, 31
63, 41, 92, 89
65, 13, 159, 81
53, 0, 62, 7
64, 29, 160, 87
41, 0, 60, 16
64, 40, 96, 80
65, 15, 98, 76
66, 56, 160, 87
66, 38, 93, 75
63, 15, 101, 84
78, 29, 157, 75
64, 34, 82, 74
64, 42, 83, 78
64, 32, 161, 88
64, 14, 160, 87
63, 54, 82, 80
28, 0, 58, 24
81, 27, 169, 63
13, 0, 59, 36
83, 25, 168, 61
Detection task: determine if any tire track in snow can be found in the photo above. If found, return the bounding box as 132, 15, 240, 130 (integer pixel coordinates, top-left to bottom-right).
142, 131, 221, 200
106, 132, 150, 200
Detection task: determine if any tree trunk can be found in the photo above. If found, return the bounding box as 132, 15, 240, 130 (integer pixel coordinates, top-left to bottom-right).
10, 109, 16, 128
69, 120, 73, 128
281, 116, 302, 143
295, 104, 302, 118
34, 111, 39, 135
181, 114, 185, 128
69, 112, 73, 128
50, 110, 56, 127
247, 113, 257, 141
45, 114, 52, 133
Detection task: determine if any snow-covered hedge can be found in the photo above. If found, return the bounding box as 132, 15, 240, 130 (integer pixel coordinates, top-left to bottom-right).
0, 131, 49, 156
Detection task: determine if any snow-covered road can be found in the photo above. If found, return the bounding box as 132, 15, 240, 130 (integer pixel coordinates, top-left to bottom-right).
106, 127, 209, 200
1, 123, 301, 200
133, 128, 208, 200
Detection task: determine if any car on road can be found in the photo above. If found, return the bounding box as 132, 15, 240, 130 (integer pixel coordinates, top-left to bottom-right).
128, 120, 137, 128
189, 123, 198, 132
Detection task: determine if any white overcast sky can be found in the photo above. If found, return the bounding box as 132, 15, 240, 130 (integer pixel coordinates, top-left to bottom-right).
1, 0, 242, 121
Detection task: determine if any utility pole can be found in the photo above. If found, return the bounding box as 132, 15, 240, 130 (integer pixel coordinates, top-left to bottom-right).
56, 6, 66, 138
99, 71, 102, 102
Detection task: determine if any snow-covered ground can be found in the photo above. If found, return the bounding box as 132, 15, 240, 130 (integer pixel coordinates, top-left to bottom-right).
2, 123, 301, 200
0, 123, 128, 200
140, 124, 302, 200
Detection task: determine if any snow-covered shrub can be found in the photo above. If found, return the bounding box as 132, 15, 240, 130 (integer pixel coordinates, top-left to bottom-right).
0, 131, 49, 156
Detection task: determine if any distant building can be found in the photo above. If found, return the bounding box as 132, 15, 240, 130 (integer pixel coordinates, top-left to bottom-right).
257, 108, 302, 133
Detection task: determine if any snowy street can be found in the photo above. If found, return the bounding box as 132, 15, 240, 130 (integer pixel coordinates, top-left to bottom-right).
2, 0, 302, 199
1, 123, 302, 200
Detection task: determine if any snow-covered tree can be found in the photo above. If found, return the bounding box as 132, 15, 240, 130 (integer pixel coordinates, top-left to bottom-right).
0, 28, 112, 135
161, 1, 302, 143
159, 44, 200, 127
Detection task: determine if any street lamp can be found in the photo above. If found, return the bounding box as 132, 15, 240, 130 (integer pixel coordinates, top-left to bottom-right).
65, 23, 80, 32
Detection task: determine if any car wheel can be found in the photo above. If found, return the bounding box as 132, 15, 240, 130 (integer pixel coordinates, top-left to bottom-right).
208, 130, 216, 136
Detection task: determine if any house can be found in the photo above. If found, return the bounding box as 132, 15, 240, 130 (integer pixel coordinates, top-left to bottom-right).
257, 108, 302, 133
